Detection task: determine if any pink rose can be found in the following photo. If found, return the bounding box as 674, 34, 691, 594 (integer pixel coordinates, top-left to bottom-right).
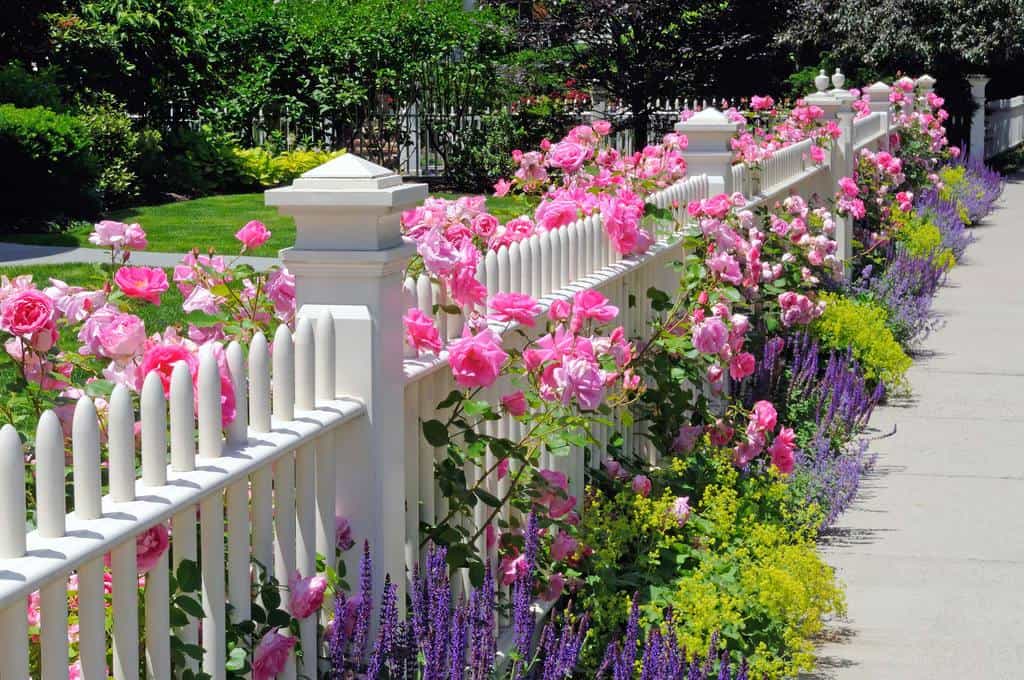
769, 427, 796, 474
539, 468, 568, 491
572, 290, 618, 326
1, 289, 54, 336
750, 95, 775, 111
489, 292, 541, 327
89, 220, 147, 250
447, 327, 508, 388
336, 516, 354, 551
671, 424, 703, 454
98, 312, 147, 362
139, 341, 197, 396
631, 474, 652, 497
838, 176, 860, 199
709, 420, 734, 447
592, 120, 612, 136
550, 530, 578, 561
534, 200, 579, 231
729, 352, 756, 380
28, 320, 58, 352
253, 628, 297, 680
552, 356, 605, 410
750, 400, 778, 432
501, 390, 528, 417
548, 299, 572, 322
603, 458, 624, 479
691, 317, 728, 354
493, 179, 512, 197
114, 267, 168, 305
104, 523, 169, 573
265, 268, 296, 321
235, 220, 271, 250
500, 553, 527, 586
289, 571, 328, 619
471, 213, 500, 239
541, 572, 566, 602
403, 308, 442, 355
547, 140, 591, 173
497, 458, 510, 479
670, 496, 691, 526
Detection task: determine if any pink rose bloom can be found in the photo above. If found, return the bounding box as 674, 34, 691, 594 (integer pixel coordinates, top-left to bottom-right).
139, 341, 198, 396
124, 222, 148, 251
572, 290, 618, 325
550, 530, 578, 561
593, 119, 612, 136
547, 495, 576, 519
553, 356, 605, 410
114, 266, 168, 305
501, 390, 528, 416
670, 496, 691, 526
235, 220, 272, 250
707, 364, 724, 384
28, 320, 58, 352
540, 468, 569, 491
472, 213, 500, 239
497, 458, 510, 479
541, 572, 566, 602
448, 266, 488, 308
98, 312, 147, 362
489, 292, 541, 327
631, 474, 652, 497
1, 289, 54, 337
709, 420, 735, 447
809, 144, 826, 165
447, 327, 508, 388
136, 523, 170, 572
548, 298, 572, 322
838, 176, 860, 198
769, 427, 796, 474
335, 516, 354, 551
403, 308, 442, 356
534, 200, 579, 231
547, 140, 591, 173
289, 571, 328, 619
265, 268, 296, 321
89, 220, 147, 250
68, 660, 83, 680
493, 178, 512, 197
708, 252, 743, 284
750, 400, 778, 432
253, 628, 297, 680
603, 458, 624, 478
182, 286, 223, 316
671, 424, 703, 454
500, 553, 527, 586
691, 317, 728, 355
729, 352, 756, 380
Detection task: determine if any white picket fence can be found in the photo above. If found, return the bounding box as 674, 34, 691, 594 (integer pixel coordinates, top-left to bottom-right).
0, 72, 916, 679
986, 95, 1024, 159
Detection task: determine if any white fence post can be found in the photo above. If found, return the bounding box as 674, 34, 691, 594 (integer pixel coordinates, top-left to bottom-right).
969, 75, 991, 160
865, 81, 892, 150
675, 108, 740, 195
916, 74, 937, 112
806, 70, 855, 266
266, 154, 427, 610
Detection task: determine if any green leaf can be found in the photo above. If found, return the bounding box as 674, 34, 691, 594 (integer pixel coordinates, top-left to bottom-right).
422, 420, 449, 447
175, 595, 205, 618
176, 559, 200, 592
84, 380, 115, 399
437, 390, 463, 409
468, 560, 485, 588
474, 489, 502, 507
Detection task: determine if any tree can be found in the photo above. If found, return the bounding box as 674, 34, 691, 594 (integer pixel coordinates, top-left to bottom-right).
527, 0, 792, 146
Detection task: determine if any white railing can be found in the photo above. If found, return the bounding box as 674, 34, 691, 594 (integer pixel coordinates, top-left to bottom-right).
986, 95, 1024, 158
0, 316, 367, 679
731, 163, 752, 197
761, 138, 821, 196
853, 112, 887, 151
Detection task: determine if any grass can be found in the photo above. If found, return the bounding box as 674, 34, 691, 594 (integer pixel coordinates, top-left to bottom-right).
3, 192, 541, 254
0, 263, 185, 332
5, 193, 296, 254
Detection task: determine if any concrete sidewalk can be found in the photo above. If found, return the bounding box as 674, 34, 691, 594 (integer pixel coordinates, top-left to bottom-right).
808, 172, 1024, 678
0, 241, 278, 269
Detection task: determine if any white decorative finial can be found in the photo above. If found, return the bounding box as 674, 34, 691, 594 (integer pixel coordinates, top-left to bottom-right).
814, 69, 830, 93
831, 68, 846, 90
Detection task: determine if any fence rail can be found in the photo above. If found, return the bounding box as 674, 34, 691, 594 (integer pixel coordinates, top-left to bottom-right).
986, 95, 1024, 159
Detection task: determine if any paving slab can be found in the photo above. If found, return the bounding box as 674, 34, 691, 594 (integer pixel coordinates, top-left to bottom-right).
812, 173, 1024, 679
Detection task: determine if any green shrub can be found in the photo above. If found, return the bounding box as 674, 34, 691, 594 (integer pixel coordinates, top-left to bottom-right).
0, 62, 65, 111
140, 125, 246, 198
234, 147, 345, 188
891, 208, 956, 270
576, 454, 842, 679
0, 104, 100, 230
812, 292, 912, 388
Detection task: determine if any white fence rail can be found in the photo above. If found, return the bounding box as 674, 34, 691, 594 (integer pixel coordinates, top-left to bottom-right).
853, 112, 888, 151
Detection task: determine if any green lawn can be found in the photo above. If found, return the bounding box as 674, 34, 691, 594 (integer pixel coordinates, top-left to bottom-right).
6, 194, 296, 255
0, 263, 185, 332
4, 191, 540, 254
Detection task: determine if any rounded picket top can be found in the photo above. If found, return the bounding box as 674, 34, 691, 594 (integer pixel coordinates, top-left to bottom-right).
0, 424, 27, 558
141, 370, 169, 486
72, 396, 102, 520
197, 343, 223, 459
35, 410, 66, 539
